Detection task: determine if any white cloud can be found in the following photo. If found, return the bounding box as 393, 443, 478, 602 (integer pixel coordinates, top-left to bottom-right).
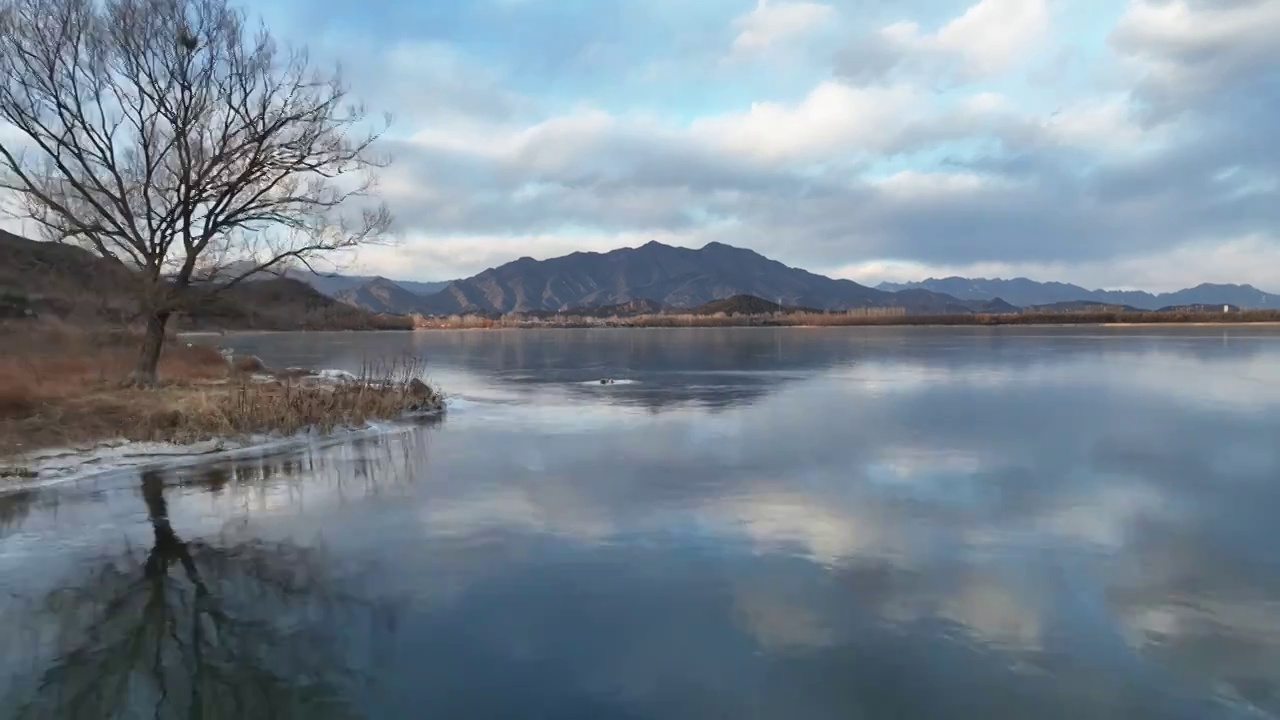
1111, 0, 1280, 114
408, 109, 620, 168
865, 0, 1051, 79
728, 0, 836, 57
932, 0, 1051, 74
957, 91, 1013, 115
4, 0, 1278, 292
1039, 97, 1153, 151
399, 79, 922, 181
1114, 0, 1280, 65
371, 52, 1278, 281
691, 82, 919, 162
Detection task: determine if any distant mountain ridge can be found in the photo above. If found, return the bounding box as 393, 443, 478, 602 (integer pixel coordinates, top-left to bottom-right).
280, 242, 1280, 317
877, 277, 1280, 310
413, 241, 964, 315
333, 277, 436, 315
285, 272, 450, 299
203, 261, 452, 302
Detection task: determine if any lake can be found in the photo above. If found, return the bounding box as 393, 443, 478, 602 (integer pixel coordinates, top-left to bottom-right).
3, 326, 1280, 719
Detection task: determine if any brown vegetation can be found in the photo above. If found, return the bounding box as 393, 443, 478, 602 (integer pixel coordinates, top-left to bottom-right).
412, 307, 1280, 329
0, 323, 440, 463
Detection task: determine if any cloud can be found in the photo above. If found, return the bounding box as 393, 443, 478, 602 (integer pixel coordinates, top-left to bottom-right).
371, 80, 928, 248
354, 39, 1279, 281
1111, 0, 1280, 119
370, 42, 533, 123
936, 0, 1051, 73
837, 0, 1050, 84
3, 0, 1277, 290
895, 0, 1050, 75
690, 82, 919, 161
728, 0, 836, 58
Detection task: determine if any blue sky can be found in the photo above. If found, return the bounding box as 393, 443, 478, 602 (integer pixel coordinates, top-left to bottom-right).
249, 0, 1278, 288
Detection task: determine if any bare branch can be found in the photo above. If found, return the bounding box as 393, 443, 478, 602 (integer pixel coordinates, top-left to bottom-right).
0, 0, 393, 317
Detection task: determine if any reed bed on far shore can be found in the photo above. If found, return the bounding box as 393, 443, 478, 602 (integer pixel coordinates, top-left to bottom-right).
411, 308, 1280, 330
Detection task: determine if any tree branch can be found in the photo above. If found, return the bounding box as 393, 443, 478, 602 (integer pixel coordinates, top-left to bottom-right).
0, 0, 393, 318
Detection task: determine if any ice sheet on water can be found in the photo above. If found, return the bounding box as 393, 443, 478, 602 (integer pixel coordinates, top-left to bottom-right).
0, 423, 426, 493
2, 437, 266, 490
316, 369, 359, 382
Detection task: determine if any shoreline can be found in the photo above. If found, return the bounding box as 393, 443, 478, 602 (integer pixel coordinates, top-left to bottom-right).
1100, 321, 1280, 328
400, 319, 1280, 331
0, 327, 445, 477
407, 308, 1280, 331
0, 416, 442, 493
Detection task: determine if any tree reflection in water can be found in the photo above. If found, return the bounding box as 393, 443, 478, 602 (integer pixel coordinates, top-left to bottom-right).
9, 430, 431, 720
0, 489, 39, 537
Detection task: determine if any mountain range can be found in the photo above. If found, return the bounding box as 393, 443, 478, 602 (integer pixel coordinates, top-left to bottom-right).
262, 269, 451, 298
877, 277, 1280, 310
303, 241, 969, 315
6, 228, 1272, 321
291, 241, 1280, 316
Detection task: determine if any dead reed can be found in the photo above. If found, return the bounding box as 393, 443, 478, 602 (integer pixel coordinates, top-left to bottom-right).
0, 322, 441, 461
412, 308, 1280, 329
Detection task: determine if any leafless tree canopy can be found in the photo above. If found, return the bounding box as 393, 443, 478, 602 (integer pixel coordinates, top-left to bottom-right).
0, 0, 392, 307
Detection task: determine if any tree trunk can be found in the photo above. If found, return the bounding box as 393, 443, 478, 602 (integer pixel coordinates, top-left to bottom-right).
130, 310, 171, 387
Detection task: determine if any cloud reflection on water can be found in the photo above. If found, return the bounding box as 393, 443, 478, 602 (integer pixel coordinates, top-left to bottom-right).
3, 328, 1280, 717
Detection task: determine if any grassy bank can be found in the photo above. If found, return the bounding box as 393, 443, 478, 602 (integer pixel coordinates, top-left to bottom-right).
414, 308, 1280, 329
0, 322, 442, 470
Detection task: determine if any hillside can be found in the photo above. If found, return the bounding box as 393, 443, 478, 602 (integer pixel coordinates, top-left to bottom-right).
1022, 301, 1145, 314
0, 229, 137, 322
0, 231, 407, 330
878, 277, 1280, 310
418, 241, 964, 315
689, 295, 790, 316
209, 263, 451, 305
292, 272, 450, 299
574, 298, 670, 317
334, 277, 435, 315
183, 278, 412, 330
973, 298, 1020, 314
1161, 285, 1280, 309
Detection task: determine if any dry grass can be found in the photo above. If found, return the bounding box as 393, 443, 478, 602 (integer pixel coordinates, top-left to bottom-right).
411, 308, 1280, 329
0, 321, 227, 416
0, 322, 441, 461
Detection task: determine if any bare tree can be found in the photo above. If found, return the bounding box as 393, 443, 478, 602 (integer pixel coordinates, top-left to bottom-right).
0, 0, 392, 384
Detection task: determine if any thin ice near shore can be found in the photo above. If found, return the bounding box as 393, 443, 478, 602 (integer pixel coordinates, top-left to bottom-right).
0, 419, 427, 492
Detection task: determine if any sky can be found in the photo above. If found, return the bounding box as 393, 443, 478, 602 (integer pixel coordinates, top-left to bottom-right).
11, 0, 1280, 290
